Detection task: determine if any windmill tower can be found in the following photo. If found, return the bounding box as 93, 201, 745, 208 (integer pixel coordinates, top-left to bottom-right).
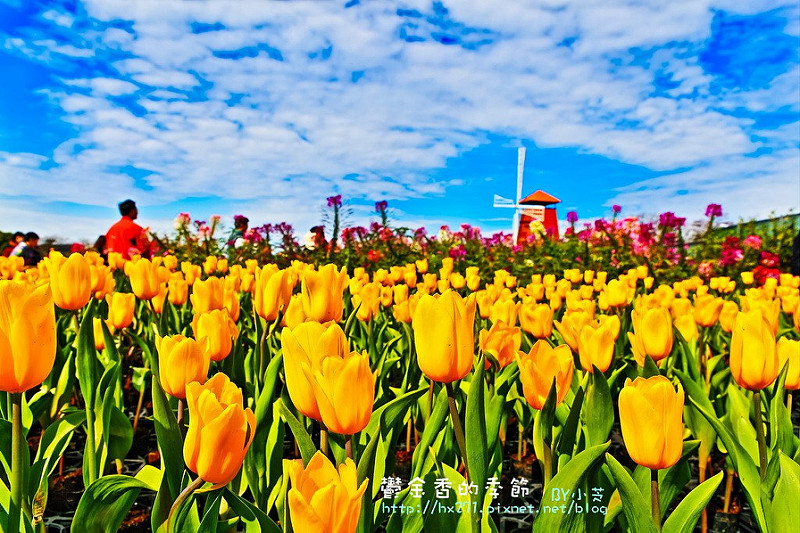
493, 147, 560, 244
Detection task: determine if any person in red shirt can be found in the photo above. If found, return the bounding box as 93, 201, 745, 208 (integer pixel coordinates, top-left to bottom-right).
105, 199, 151, 259
2, 232, 24, 257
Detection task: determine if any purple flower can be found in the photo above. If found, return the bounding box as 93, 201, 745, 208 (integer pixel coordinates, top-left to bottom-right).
566, 211, 578, 223
612, 204, 622, 214
705, 203, 722, 218
375, 200, 388, 212
594, 219, 606, 232
326, 194, 342, 207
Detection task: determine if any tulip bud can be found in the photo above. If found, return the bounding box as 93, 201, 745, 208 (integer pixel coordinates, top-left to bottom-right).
577, 316, 618, 373
285, 452, 367, 532
255, 266, 294, 321
281, 294, 307, 329
184, 373, 255, 485
352, 282, 381, 321
719, 300, 739, 333
191, 277, 225, 314
0, 281, 57, 392
193, 309, 238, 362
106, 292, 136, 330
311, 351, 375, 434
628, 307, 673, 366
489, 298, 520, 326
168, 278, 189, 306
281, 322, 349, 421
413, 291, 476, 383
127, 258, 162, 301
517, 340, 573, 410
730, 310, 778, 390
43, 252, 92, 310
479, 321, 521, 368
157, 335, 210, 399
519, 302, 553, 339
777, 337, 800, 390
693, 294, 724, 328
301, 264, 348, 323
619, 376, 684, 469
554, 311, 593, 353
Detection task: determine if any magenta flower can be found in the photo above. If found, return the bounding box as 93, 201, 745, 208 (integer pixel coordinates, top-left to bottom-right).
326, 195, 342, 207
566, 211, 578, 223
375, 200, 388, 212
705, 203, 722, 218
612, 204, 621, 214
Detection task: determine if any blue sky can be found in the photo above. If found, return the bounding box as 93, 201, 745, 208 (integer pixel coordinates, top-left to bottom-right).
1, 0, 798, 241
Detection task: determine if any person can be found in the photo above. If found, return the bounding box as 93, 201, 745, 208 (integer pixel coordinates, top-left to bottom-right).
105, 199, 150, 259
227, 215, 249, 248
2, 232, 23, 257
19, 232, 41, 267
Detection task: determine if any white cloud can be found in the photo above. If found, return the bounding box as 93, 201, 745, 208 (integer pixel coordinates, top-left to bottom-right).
0, 0, 797, 238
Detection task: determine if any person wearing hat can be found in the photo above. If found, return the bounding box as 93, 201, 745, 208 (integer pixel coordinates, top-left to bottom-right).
105, 199, 151, 259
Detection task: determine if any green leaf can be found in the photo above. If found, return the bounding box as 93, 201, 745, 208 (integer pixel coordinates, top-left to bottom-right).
73, 475, 153, 533
582, 368, 613, 447
362, 386, 426, 441
76, 303, 99, 409
532, 442, 610, 533
662, 471, 723, 533
769, 364, 795, 457
604, 454, 658, 533
277, 399, 316, 465
556, 386, 584, 457
223, 488, 281, 533
411, 387, 449, 479
642, 356, 661, 378
149, 375, 183, 532
687, 397, 767, 530
465, 357, 488, 512
766, 452, 800, 533
197, 490, 223, 533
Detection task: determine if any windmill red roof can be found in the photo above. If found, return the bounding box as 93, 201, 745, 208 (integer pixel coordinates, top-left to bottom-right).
519, 190, 560, 205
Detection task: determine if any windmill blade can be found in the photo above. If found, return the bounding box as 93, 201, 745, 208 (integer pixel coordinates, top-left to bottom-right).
516, 147, 526, 204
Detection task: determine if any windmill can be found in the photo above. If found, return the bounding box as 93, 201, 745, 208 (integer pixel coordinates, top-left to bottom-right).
493, 147, 561, 244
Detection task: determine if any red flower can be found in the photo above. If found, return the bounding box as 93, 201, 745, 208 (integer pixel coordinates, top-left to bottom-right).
367, 249, 381, 262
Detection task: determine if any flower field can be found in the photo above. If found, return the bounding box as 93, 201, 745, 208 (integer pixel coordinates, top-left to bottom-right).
0, 207, 799, 533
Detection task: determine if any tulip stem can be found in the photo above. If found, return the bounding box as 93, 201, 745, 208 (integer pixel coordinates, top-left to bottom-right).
167, 475, 206, 532
445, 383, 470, 482
651, 468, 661, 531
132, 384, 145, 434
722, 469, 735, 513
177, 399, 185, 436
788, 392, 793, 412
753, 391, 767, 480
9, 392, 28, 533
517, 422, 523, 460
320, 427, 329, 458
345, 435, 353, 460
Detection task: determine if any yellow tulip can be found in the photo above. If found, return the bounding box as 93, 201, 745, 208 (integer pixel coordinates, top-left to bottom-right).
380, 286, 393, 308
157, 335, 210, 399
415, 258, 428, 273
478, 321, 521, 368
203, 256, 217, 275
168, 278, 189, 306
489, 298, 520, 326
193, 309, 238, 362
183, 373, 255, 485
352, 282, 381, 321
301, 264, 348, 323
285, 451, 367, 533
93, 269, 115, 300
450, 272, 466, 290
741, 271, 754, 285
719, 300, 739, 333
628, 307, 673, 366
107, 252, 125, 270
554, 311, 593, 352
106, 292, 136, 330
311, 351, 375, 434
92, 317, 115, 351
0, 281, 57, 392
393, 284, 409, 305
281, 294, 307, 329
191, 277, 225, 315
43, 252, 92, 310
577, 317, 618, 373
516, 340, 574, 410
519, 302, 553, 339
412, 291, 476, 383
619, 376, 684, 469
693, 294, 724, 327
392, 295, 418, 324
281, 322, 349, 421
182, 263, 202, 285
603, 279, 632, 308
151, 283, 168, 314
255, 265, 294, 321
730, 310, 778, 390
127, 258, 162, 301
777, 337, 800, 390
674, 314, 698, 342
670, 298, 692, 318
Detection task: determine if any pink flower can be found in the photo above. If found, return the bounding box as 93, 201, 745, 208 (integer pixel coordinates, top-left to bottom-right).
566, 211, 578, 223
326, 195, 342, 207
743, 235, 762, 250
612, 204, 622, 214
